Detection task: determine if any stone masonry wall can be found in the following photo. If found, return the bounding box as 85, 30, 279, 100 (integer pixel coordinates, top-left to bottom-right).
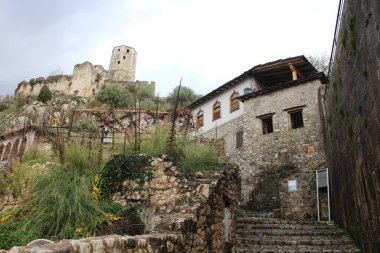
323, 0, 380, 252
241, 80, 326, 219
2, 159, 239, 253
199, 115, 245, 162
199, 79, 326, 219
15, 76, 72, 99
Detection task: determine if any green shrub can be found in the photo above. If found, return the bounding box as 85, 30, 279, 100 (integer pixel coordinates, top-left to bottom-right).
136, 82, 155, 99
96, 84, 132, 108
167, 85, 202, 108
72, 118, 97, 132
37, 85, 52, 103
98, 154, 153, 199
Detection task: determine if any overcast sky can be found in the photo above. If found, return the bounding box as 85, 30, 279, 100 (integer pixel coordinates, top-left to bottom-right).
0, 0, 339, 97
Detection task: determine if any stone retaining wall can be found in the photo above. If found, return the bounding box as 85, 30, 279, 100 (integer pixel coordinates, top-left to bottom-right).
323, 0, 380, 251
1, 159, 239, 253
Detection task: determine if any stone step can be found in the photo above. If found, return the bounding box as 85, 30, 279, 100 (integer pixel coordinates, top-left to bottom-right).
236, 236, 353, 246
237, 212, 274, 218
233, 245, 361, 253
236, 229, 347, 237
233, 211, 360, 253
236, 223, 338, 231
236, 217, 332, 225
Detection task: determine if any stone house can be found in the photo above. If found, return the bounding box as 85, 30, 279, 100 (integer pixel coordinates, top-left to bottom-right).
189, 56, 329, 219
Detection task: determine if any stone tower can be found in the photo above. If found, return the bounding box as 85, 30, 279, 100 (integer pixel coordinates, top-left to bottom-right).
108, 45, 137, 82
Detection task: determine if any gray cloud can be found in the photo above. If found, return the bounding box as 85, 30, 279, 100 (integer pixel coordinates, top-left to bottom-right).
0, 0, 339, 97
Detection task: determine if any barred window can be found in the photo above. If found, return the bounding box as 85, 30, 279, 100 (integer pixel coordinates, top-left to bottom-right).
230, 92, 240, 112
196, 110, 204, 128
289, 110, 304, 129
261, 116, 273, 135
213, 101, 221, 121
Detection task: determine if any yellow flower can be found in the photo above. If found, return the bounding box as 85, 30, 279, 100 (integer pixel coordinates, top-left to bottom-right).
106, 214, 120, 221
75, 227, 84, 233
0, 214, 14, 223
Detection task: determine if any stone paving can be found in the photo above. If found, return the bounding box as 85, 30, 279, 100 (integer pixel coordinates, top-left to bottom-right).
234, 210, 361, 253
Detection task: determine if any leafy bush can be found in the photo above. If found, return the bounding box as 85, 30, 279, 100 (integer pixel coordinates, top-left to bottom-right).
136, 82, 155, 99
167, 85, 202, 108
96, 84, 132, 108
37, 85, 52, 103
98, 154, 153, 199
72, 118, 97, 132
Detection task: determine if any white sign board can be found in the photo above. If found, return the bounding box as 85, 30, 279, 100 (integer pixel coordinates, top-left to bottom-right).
288, 180, 297, 192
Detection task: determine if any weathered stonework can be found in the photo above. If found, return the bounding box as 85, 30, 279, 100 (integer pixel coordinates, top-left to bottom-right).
199, 79, 326, 220
113, 158, 239, 252
323, 0, 380, 252
107, 45, 137, 82
15, 45, 148, 99
197, 115, 245, 161
1, 159, 239, 252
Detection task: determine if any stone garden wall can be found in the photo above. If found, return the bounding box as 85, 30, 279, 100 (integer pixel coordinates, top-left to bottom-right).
1, 158, 239, 253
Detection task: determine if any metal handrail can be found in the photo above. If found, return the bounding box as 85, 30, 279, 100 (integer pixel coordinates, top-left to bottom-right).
327, 0, 346, 79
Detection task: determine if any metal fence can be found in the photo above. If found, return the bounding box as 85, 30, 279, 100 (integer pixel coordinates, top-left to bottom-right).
327, 0, 346, 79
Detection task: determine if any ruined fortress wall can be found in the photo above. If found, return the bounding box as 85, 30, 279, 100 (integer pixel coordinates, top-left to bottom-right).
323, 0, 380, 252
15, 45, 135, 98
15, 76, 72, 98
69, 62, 106, 97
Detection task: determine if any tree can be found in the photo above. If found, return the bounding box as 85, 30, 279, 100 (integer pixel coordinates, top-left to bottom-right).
306, 53, 330, 74
136, 82, 155, 99
96, 84, 132, 108
167, 86, 202, 108
38, 85, 52, 103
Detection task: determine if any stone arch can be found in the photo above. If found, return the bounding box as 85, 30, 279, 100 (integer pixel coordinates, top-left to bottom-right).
0, 144, 4, 160
10, 139, 20, 160
18, 136, 28, 157
2, 142, 12, 161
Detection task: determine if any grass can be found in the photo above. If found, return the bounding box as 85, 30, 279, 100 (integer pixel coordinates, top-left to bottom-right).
178, 139, 222, 172
23, 144, 102, 238
0, 161, 33, 197
22, 143, 52, 165
140, 125, 169, 155
140, 124, 225, 172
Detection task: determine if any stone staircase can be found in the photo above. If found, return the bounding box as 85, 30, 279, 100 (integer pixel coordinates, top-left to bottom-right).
234, 210, 361, 253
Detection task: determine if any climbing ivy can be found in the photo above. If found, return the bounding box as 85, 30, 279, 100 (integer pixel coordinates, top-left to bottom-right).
97, 154, 153, 199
